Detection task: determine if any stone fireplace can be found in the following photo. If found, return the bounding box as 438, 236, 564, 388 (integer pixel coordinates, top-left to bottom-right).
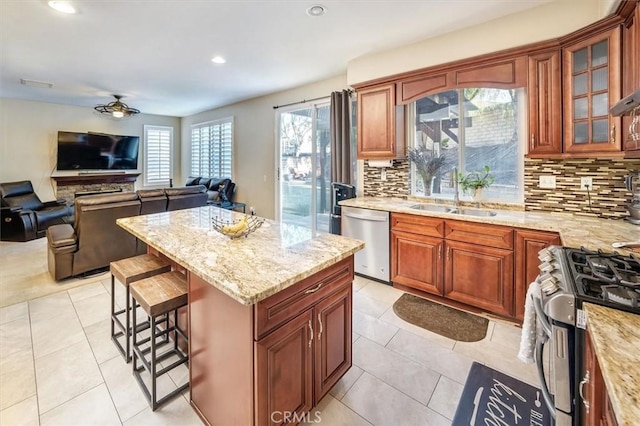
52, 173, 139, 203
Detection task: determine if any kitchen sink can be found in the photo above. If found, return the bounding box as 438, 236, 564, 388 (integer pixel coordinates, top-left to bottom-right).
450, 208, 498, 217
409, 204, 453, 213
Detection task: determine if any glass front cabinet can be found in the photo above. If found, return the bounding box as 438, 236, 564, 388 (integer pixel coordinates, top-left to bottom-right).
562, 27, 622, 154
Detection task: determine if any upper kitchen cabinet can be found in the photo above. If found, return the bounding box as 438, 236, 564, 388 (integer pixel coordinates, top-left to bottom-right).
622, 1, 640, 156
528, 50, 563, 155
562, 26, 622, 154
356, 83, 405, 159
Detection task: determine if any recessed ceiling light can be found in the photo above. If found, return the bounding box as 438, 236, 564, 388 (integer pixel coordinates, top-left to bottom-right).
48, 1, 76, 14
211, 56, 226, 64
306, 4, 326, 17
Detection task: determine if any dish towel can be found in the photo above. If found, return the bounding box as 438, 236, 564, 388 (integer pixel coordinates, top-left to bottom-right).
517, 280, 545, 364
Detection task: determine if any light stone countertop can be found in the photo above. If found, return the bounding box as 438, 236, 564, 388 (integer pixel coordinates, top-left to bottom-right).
584, 303, 640, 426
117, 207, 364, 306
340, 197, 639, 255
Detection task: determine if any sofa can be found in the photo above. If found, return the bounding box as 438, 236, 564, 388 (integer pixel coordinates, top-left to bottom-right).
46, 185, 207, 280
186, 176, 235, 203
0, 180, 73, 242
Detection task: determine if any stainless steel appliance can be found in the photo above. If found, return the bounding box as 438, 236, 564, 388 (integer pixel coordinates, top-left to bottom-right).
625, 172, 640, 225
329, 182, 356, 235
534, 246, 640, 425
341, 206, 390, 283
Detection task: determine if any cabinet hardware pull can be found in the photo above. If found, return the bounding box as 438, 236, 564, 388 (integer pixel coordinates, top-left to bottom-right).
308, 320, 313, 348
318, 314, 323, 340
305, 282, 324, 294
610, 124, 616, 143
579, 370, 590, 413
438, 246, 442, 259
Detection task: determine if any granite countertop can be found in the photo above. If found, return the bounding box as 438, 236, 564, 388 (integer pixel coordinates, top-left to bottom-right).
117, 207, 364, 306
340, 197, 638, 255
584, 303, 640, 426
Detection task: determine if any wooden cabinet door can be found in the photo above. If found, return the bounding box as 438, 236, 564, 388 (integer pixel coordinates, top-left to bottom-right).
527, 50, 562, 155
357, 83, 401, 159
444, 240, 514, 317
391, 230, 444, 296
622, 2, 640, 155
563, 27, 622, 154
582, 330, 604, 426
514, 230, 561, 321
255, 309, 314, 426
313, 285, 352, 403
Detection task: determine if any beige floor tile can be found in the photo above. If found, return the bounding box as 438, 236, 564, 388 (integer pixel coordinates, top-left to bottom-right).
427, 375, 464, 420
352, 276, 369, 292
158, 352, 189, 389
73, 292, 112, 329
352, 332, 360, 343
122, 389, 203, 426
39, 384, 121, 426
30, 309, 85, 359
353, 337, 440, 405
301, 395, 371, 426
353, 292, 393, 318
0, 349, 36, 411
357, 281, 403, 305
0, 395, 39, 426
68, 282, 108, 303
85, 318, 121, 365
378, 307, 457, 350
341, 372, 450, 426
28, 292, 74, 324
99, 355, 151, 422
35, 339, 103, 414
329, 365, 364, 400
0, 302, 28, 325
387, 329, 474, 385
0, 316, 32, 360
352, 311, 399, 346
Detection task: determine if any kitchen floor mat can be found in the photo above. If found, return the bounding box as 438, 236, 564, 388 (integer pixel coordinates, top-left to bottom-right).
453, 362, 552, 426
392, 293, 488, 342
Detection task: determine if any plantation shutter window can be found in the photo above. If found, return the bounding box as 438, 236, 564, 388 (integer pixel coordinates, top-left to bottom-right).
144, 125, 173, 186
191, 118, 234, 178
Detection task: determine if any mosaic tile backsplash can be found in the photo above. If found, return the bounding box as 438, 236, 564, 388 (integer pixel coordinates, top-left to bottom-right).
363, 157, 639, 219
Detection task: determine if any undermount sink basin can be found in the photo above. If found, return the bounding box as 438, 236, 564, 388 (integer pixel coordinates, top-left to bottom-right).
409, 204, 453, 213
450, 208, 498, 217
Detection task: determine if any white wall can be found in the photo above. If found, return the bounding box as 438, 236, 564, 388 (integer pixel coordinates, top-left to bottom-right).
347, 0, 604, 85
0, 98, 181, 201
180, 74, 348, 220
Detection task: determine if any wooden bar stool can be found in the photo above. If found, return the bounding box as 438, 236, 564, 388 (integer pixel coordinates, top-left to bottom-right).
130, 271, 189, 410
110, 254, 171, 363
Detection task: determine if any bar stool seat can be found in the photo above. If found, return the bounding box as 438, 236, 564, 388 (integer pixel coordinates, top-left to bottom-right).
130, 271, 189, 411
110, 254, 171, 362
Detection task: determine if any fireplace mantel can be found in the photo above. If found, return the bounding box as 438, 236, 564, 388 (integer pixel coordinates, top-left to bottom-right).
51, 173, 140, 186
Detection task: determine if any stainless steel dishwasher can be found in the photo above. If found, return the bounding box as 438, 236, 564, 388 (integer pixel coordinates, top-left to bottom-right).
341, 206, 390, 283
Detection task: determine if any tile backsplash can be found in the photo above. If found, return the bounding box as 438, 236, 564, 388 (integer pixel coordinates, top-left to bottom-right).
363, 157, 639, 219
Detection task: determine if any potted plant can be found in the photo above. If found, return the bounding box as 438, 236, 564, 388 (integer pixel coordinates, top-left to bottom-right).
457, 165, 495, 203
407, 144, 447, 196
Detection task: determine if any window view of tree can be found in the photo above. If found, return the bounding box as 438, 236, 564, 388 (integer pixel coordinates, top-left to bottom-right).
410, 88, 524, 203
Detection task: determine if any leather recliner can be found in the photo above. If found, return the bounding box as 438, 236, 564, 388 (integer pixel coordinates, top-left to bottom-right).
0, 180, 73, 242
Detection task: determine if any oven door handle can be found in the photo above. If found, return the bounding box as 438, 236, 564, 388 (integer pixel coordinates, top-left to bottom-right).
536, 337, 556, 419
534, 297, 552, 337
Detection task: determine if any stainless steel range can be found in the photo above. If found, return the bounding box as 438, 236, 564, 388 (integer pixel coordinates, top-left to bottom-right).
534, 246, 640, 425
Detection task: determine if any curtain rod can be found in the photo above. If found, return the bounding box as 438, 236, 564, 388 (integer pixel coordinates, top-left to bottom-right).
272, 89, 353, 110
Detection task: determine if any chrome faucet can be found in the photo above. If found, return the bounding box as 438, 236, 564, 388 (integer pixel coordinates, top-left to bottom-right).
452, 167, 460, 209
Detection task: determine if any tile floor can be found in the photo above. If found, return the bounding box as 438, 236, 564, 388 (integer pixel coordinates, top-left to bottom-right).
0, 245, 541, 426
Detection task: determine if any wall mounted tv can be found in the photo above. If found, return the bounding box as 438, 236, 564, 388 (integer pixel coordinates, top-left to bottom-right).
56, 131, 140, 171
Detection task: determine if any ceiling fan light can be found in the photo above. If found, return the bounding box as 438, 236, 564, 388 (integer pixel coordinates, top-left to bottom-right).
94, 95, 140, 119
112, 110, 124, 118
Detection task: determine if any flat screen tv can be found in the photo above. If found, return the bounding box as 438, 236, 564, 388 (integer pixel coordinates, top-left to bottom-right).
56, 131, 140, 171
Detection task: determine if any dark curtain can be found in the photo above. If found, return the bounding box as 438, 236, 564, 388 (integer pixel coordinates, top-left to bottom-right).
330, 90, 352, 184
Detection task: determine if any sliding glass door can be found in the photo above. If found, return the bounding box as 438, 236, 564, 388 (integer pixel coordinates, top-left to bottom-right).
276, 101, 331, 233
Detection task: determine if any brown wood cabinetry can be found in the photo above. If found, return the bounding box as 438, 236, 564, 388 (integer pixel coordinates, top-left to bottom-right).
527, 50, 563, 155
563, 27, 622, 154
582, 329, 619, 426
190, 257, 354, 426
622, 1, 640, 156
391, 230, 444, 296
514, 230, 561, 321
357, 83, 404, 159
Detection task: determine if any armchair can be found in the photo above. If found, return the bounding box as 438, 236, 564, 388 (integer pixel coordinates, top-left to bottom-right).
0, 180, 72, 242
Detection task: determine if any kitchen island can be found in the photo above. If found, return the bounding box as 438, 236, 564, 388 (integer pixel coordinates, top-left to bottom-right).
117, 206, 364, 426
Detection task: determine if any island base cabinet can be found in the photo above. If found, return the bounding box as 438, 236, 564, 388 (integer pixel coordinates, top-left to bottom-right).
443, 240, 514, 317
255, 310, 314, 426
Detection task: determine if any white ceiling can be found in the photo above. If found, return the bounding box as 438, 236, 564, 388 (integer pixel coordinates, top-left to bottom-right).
0, 0, 553, 117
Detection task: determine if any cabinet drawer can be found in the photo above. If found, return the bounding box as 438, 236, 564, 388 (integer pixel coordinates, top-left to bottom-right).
391, 213, 445, 237
445, 220, 513, 249
255, 257, 353, 340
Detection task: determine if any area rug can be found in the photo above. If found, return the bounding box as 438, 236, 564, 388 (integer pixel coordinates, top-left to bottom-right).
392, 293, 488, 342
452, 362, 552, 426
